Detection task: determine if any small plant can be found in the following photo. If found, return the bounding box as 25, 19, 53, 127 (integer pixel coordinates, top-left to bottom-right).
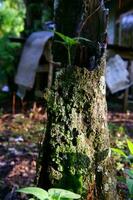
112, 139, 133, 159
112, 139, 133, 197
55, 31, 94, 66
17, 187, 81, 200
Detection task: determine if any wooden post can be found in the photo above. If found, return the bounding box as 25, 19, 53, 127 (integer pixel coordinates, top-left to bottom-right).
47, 41, 54, 88
12, 92, 16, 114
123, 88, 129, 112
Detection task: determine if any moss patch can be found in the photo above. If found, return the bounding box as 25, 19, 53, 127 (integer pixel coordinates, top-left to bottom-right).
39, 59, 116, 199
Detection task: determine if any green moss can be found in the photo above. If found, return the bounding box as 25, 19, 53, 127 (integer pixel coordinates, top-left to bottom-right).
43, 67, 95, 196
39, 62, 116, 199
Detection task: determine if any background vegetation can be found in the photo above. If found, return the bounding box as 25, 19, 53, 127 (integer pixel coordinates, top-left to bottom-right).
0, 0, 25, 89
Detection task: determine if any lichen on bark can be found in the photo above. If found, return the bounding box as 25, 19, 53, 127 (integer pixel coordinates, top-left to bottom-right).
38, 56, 116, 199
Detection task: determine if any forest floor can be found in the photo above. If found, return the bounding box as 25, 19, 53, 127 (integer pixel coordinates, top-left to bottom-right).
0, 102, 47, 200
0, 102, 133, 199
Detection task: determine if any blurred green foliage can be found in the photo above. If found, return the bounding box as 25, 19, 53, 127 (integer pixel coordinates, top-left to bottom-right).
0, 0, 25, 89
0, 0, 25, 36
0, 36, 21, 88
112, 139, 133, 198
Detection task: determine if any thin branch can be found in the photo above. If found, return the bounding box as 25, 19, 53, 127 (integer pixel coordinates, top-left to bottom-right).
78, 4, 101, 36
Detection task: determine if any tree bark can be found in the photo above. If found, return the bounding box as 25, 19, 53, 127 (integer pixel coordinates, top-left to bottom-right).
38, 0, 117, 199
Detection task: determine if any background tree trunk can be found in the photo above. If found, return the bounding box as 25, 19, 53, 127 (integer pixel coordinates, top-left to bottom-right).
38, 0, 117, 199
23, 0, 53, 34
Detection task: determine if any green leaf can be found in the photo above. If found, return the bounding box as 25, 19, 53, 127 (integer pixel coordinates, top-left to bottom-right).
125, 169, 133, 179
111, 148, 127, 157
17, 187, 49, 200
48, 188, 81, 200
74, 37, 95, 47
127, 139, 133, 155
126, 178, 133, 195
55, 32, 78, 46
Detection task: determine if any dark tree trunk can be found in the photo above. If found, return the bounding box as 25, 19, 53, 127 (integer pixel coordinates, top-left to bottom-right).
38, 0, 117, 199
23, 0, 53, 34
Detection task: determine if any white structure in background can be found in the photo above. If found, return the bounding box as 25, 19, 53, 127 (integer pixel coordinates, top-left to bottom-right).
15, 31, 54, 99
106, 54, 130, 94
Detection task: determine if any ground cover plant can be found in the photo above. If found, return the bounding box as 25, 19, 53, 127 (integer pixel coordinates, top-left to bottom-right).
112, 139, 133, 198
17, 187, 81, 200
109, 112, 133, 199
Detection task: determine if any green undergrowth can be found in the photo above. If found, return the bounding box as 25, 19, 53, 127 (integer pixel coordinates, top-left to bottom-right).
109, 122, 133, 199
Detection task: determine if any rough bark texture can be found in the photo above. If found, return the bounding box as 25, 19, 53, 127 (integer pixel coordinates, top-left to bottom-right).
38, 0, 117, 199
38, 57, 116, 199
53, 0, 83, 65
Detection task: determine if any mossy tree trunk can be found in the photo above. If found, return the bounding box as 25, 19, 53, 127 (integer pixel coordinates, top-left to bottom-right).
38, 0, 117, 199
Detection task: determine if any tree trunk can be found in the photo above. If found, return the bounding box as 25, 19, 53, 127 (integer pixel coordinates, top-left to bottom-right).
23, 0, 52, 34
38, 0, 117, 199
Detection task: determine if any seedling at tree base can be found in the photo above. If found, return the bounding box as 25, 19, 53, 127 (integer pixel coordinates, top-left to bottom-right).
17, 187, 81, 200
